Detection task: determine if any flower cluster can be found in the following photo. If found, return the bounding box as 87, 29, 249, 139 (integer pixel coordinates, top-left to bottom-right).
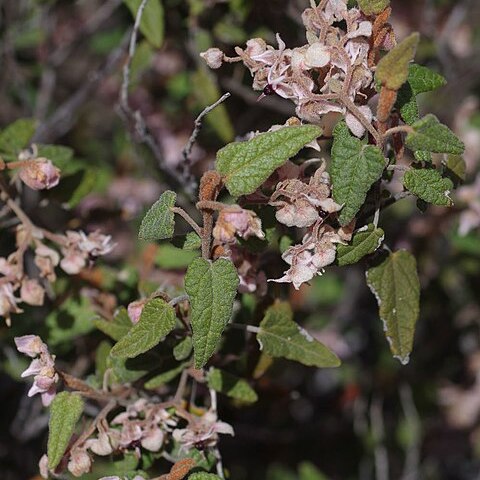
14, 335, 58, 406
201, 0, 395, 137
0, 229, 114, 325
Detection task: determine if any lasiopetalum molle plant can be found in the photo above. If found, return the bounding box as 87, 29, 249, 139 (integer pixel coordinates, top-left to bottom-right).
9, 0, 466, 479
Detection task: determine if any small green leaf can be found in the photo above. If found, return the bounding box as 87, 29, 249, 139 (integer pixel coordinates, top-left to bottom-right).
331, 122, 385, 225
173, 336, 193, 361
336, 224, 384, 266
110, 298, 176, 358
185, 258, 239, 368
216, 125, 322, 197
357, 0, 390, 15
366, 250, 420, 364
376, 33, 420, 91
445, 154, 466, 183
107, 354, 149, 383
405, 114, 465, 154
189, 474, 222, 480
397, 64, 446, 127
0, 118, 37, 153
139, 190, 176, 241
172, 232, 202, 251
207, 368, 258, 403
407, 64, 447, 95
403, 168, 454, 206
94, 307, 132, 341
257, 302, 340, 368
47, 392, 84, 470
144, 363, 188, 389
124, 0, 164, 48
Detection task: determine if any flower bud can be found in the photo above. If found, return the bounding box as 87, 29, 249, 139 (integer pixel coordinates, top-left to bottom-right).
127, 299, 147, 324
18, 158, 60, 190
200, 48, 224, 69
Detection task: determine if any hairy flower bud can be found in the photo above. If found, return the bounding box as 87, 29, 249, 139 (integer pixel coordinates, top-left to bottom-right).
18, 158, 60, 190
200, 48, 224, 69
127, 299, 147, 324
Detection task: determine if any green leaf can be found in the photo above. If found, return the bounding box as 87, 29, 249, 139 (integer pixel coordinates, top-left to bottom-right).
95, 340, 112, 379
207, 368, 258, 403
110, 298, 176, 358
336, 224, 385, 266
357, 0, 390, 15
155, 244, 199, 269
144, 363, 188, 389
172, 232, 202, 251
257, 302, 340, 368
0, 118, 37, 153
331, 122, 385, 225
47, 392, 84, 470
189, 474, 222, 480
403, 168, 454, 206
124, 0, 164, 48
407, 64, 446, 95
185, 258, 239, 368
376, 33, 420, 91
216, 125, 322, 197
173, 336, 193, 361
405, 114, 465, 155
94, 307, 132, 341
107, 354, 149, 383
139, 190, 176, 241
366, 250, 420, 364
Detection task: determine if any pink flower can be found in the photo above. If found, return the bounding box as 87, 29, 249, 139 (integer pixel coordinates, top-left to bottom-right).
34, 244, 60, 282
20, 279, 45, 306
127, 299, 147, 324
18, 158, 60, 190
213, 207, 264, 243
0, 283, 22, 325
14, 335, 44, 357
15, 335, 58, 406
67, 446, 91, 477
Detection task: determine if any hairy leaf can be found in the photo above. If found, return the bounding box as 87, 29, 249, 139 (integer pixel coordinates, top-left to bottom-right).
139, 190, 176, 241
257, 302, 340, 368
398, 64, 446, 126
357, 0, 390, 15
403, 169, 454, 206
110, 298, 176, 358
366, 250, 420, 364
94, 307, 132, 341
185, 258, 239, 368
216, 125, 322, 197
207, 368, 258, 403
376, 33, 419, 90
0, 118, 36, 153
405, 114, 465, 154
336, 224, 384, 266
48, 392, 84, 470
124, 0, 164, 48
331, 122, 385, 225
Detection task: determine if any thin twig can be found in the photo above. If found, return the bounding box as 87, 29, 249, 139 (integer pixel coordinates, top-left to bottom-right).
182, 92, 231, 189
171, 207, 202, 236
169, 294, 189, 307
383, 125, 414, 139
118, 0, 194, 199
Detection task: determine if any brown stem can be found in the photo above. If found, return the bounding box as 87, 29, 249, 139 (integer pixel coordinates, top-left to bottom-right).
340, 96, 382, 146
171, 207, 202, 236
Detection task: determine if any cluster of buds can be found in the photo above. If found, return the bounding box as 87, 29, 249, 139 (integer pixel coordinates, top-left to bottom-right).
201, 0, 395, 137
0, 228, 114, 325
14, 335, 58, 406
212, 206, 264, 243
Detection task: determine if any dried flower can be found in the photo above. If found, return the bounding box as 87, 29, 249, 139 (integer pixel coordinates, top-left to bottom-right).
200, 48, 224, 69
213, 207, 264, 243
0, 283, 22, 325
20, 278, 45, 306
67, 446, 91, 477
18, 158, 60, 190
